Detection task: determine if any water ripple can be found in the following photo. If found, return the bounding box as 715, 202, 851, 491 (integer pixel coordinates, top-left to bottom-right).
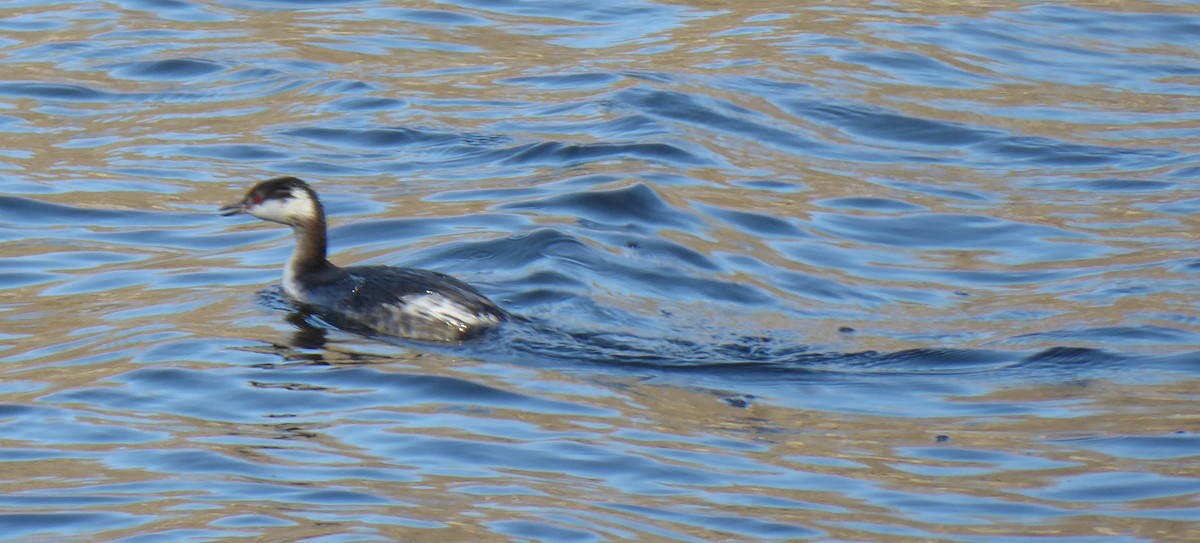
1, 1, 1199, 541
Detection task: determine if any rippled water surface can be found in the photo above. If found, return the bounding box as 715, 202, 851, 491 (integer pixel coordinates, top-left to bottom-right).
2, 0, 1199, 541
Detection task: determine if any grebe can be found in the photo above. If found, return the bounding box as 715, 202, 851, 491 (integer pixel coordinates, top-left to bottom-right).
220, 176, 506, 341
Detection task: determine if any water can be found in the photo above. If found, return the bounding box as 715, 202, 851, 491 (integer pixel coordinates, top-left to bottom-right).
1, 0, 1199, 541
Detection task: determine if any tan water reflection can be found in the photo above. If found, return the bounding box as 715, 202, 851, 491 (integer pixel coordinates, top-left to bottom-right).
2, 0, 1199, 541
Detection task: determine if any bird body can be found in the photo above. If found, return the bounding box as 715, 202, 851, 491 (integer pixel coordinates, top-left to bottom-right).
221, 177, 505, 341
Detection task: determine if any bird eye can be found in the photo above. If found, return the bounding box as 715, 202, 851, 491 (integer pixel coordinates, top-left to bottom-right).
252, 195, 264, 204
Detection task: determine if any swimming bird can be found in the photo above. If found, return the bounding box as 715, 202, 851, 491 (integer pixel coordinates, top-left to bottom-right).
220, 176, 506, 341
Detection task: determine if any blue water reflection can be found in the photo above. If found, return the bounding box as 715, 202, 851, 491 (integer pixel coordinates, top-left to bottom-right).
1, 0, 1199, 541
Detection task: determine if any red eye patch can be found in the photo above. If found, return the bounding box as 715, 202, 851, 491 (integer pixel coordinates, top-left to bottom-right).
252, 195, 264, 204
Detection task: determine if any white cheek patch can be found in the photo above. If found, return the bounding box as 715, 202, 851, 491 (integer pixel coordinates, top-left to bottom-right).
248, 197, 293, 223
247, 190, 317, 224
288, 187, 318, 222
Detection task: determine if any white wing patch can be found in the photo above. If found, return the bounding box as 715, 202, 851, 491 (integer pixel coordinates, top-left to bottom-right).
397, 293, 500, 329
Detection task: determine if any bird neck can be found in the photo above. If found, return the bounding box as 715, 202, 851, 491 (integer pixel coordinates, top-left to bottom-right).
287, 216, 333, 277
